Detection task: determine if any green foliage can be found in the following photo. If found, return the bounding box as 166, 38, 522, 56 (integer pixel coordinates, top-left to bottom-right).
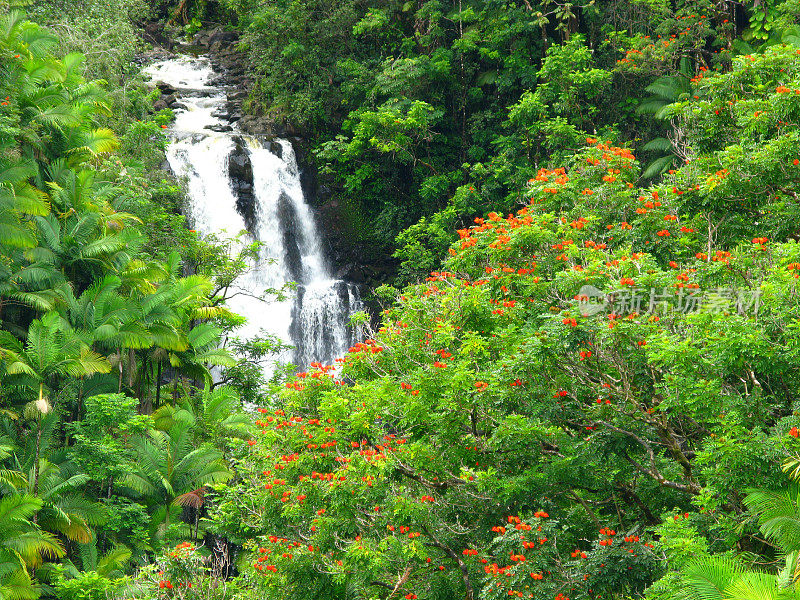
68, 394, 149, 483
54, 569, 123, 600
0, 493, 64, 600
203, 28, 800, 598
26, 0, 150, 87
6, 1, 800, 599
0, 10, 260, 599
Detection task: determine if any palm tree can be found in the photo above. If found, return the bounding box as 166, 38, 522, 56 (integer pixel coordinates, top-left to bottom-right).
667, 554, 800, 600
0, 493, 65, 600
20, 454, 107, 546
118, 418, 232, 543
0, 153, 50, 252
168, 322, 238, 389
151, 386, 252, 450
137, 263, 236, 406
1, 12, 117, 169
0, 146, 53, 332
63, 275, 152, 399
0, 311, 110, 498
743, 485, 800, 554
636, 59, 692, 179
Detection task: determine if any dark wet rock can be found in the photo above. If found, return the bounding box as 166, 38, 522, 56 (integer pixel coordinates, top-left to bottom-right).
192, 31, 212, 46
140, 21, 175, 50
276, 192, 305, 284
228, 137, 257, 234
156, 82, 178, 95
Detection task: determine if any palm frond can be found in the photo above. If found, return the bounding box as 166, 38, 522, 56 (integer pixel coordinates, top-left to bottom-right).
744, 486, 800, 552
642, 155, 677, 179
0, 567, 38, 600
680, 556, 742, 600
723, 572, 778, 600
67, 128, 119, 157
0, 494, 41, 523
4, 531, 65, 564
643, 137, 674, 152
96, 545, 131, 578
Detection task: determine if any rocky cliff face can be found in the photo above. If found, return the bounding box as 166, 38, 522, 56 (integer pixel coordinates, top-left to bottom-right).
140, 23, 397, 297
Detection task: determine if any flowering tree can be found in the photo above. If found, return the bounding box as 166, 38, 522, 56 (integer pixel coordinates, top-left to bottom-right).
208, 43, 800, 600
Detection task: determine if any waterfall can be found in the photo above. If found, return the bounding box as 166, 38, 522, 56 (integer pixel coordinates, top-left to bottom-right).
145, 56, 362, 374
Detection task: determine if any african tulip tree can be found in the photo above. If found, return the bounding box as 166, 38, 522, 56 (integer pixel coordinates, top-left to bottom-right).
206, 39, 800, 600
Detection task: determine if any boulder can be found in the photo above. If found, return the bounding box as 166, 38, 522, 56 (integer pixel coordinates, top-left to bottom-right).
155, 81, 178, 95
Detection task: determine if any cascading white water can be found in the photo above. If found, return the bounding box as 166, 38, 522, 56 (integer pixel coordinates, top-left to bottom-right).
145, 56, 362, 374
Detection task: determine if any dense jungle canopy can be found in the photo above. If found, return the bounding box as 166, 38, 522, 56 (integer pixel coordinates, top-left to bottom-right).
3, 1, 800, 600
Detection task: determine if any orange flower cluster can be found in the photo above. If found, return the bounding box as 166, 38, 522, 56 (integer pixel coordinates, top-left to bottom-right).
570, 217, 588, 229
168, 541, 195, 558
347, 339, 383, 354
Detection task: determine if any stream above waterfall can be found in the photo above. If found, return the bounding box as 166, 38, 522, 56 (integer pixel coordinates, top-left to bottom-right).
144, 55, 362, 375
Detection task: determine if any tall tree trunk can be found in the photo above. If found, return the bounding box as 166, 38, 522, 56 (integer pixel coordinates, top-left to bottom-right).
32, 384, 44, 524
117, 350, 124, 393
156, 360, 163, 407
